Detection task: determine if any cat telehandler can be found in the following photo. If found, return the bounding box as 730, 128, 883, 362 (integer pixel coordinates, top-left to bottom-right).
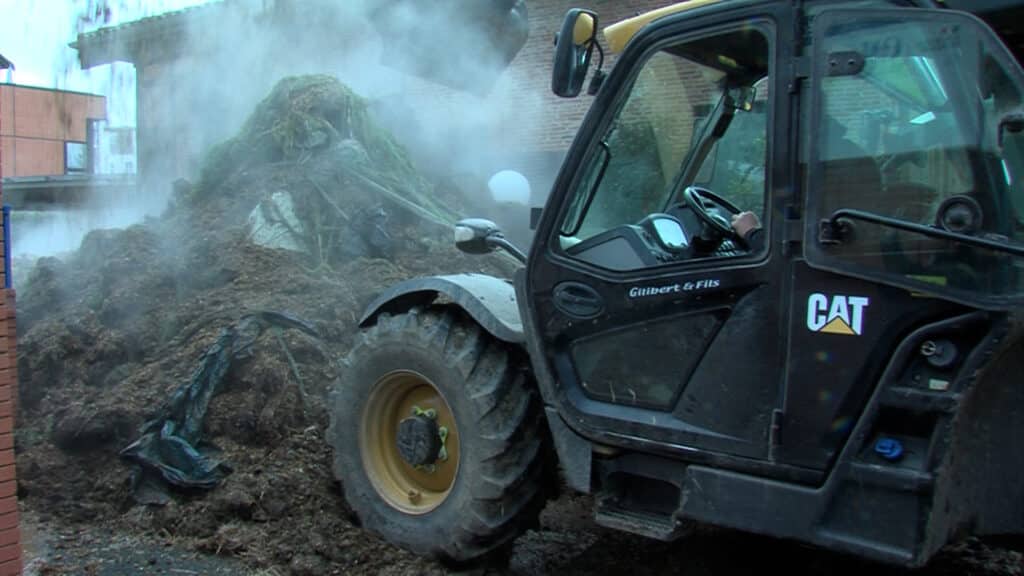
328, 0, 1024, 568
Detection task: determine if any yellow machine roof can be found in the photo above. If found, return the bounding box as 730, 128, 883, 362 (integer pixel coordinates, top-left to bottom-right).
603, 0, 724, 53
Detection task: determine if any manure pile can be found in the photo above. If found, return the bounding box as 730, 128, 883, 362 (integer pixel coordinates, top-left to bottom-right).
11, 75, 1022, 576
14, 74, 515, 574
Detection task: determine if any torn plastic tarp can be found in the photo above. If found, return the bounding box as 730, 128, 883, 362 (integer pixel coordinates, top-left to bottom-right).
120, 311, 320, 504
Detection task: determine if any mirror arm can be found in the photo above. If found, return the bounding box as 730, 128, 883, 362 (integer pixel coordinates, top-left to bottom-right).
587, 40, 607, 95
486, 235, 528, 264
591, 35, 605, 70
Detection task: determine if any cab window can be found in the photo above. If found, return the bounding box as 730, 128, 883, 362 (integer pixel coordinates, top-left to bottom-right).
556, 27, 772, 271
809, 12, 1024, 301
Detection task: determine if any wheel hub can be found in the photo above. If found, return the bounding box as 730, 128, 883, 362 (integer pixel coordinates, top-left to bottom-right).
360, 370, 461, 514
397, 413, 442, 467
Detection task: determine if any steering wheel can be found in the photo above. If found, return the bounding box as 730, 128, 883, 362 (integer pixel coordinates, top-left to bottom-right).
681, 185, 743, 241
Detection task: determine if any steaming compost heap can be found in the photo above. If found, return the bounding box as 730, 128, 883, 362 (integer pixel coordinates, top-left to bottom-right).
11, 76, 1023, 575
14, 74, 515, 574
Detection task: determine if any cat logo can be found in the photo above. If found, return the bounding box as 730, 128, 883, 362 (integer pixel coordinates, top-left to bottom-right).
806, 293, 870, 336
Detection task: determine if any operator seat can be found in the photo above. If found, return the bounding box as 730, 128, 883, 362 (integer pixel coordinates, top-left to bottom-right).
819, 116, 942, 271
817, 116, 891, 267
819, 116, 884, 215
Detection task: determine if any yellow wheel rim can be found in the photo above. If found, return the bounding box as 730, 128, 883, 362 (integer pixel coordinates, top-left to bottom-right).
360, 370, 461, 515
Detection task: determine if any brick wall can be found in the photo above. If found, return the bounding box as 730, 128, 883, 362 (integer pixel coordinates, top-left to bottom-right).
0, 290, 18, 576
499, 0, 679, 150
504, 1, 702, 200
0, 68, 23, 576
380, 0, 680, 205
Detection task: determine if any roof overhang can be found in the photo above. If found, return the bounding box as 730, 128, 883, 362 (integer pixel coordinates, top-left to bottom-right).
71, 3, 222, 68
71, 0, 529, 94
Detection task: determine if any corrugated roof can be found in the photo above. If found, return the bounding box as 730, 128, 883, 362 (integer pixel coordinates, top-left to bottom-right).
71, 2, 226, 68
75, 2, 222, 44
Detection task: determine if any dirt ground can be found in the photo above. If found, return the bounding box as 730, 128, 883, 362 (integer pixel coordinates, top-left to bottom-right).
17, 492, 1024, 575
10, 76, 1024, 575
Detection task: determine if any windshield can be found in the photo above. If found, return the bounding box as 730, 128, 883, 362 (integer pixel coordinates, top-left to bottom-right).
809, 13, 1024, 303
560, 54, 728, 240
556, 27, 770, 267
695, 75, 770, 216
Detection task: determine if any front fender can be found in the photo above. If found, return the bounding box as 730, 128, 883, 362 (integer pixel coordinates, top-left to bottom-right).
359, 273, 524, 343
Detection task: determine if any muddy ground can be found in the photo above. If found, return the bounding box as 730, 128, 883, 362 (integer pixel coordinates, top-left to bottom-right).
11, 76, 1024, 575
17, 489, 1024, 575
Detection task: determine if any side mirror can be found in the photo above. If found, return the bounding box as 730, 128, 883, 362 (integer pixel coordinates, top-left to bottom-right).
552, 9, 597, 98
454, 218, 501, 255
454, 218, 528, 263
728, 86, 757, 112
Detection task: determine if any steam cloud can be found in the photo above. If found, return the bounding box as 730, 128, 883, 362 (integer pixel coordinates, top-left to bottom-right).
11, 0, 549, 263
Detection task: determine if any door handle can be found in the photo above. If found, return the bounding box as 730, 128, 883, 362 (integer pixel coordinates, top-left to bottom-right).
553, 282, 604, 319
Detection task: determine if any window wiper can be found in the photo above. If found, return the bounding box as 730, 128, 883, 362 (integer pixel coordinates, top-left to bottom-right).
819, 208, 1024, 257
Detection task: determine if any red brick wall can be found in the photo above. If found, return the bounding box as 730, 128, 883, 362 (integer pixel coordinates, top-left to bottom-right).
379, 1, 680, 203
0, 77, 22, 576
389, 0, 678, 152
0, 290, 18, 576
496, 1, 701, 199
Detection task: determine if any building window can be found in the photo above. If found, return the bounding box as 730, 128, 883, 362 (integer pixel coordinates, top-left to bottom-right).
65, 141, 88, 173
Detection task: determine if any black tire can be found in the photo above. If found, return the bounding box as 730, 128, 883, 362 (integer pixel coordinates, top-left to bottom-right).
327, 307, 550, 563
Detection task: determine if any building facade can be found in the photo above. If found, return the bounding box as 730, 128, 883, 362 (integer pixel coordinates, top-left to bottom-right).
0, 85, 106, 178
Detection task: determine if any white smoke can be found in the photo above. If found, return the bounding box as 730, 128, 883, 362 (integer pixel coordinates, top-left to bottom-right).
3, 0, 551, 262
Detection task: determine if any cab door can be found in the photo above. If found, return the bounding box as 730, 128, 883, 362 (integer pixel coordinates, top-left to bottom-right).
778, 7, 1024, 470
523, 3, 794, 462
